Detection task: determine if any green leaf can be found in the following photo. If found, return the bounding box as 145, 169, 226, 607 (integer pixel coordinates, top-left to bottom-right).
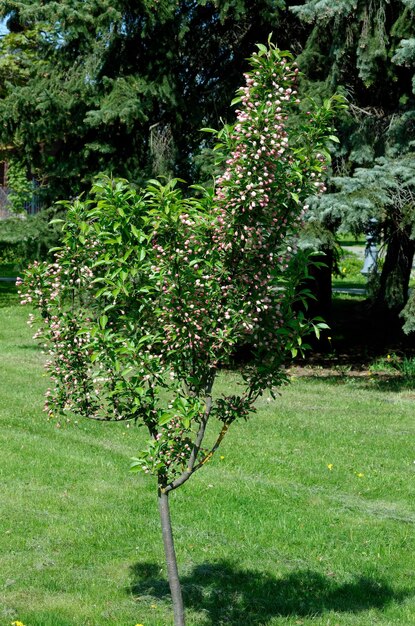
130, 458, 142, 472
182, 416, 191, 429
316, 322, 330, 330
256, 43, 267, 55
131, 224, 141, 239
99, 314, 108, 329
230, 96, 242, 106
159, 412, 173, 426
290, 192, 300, 204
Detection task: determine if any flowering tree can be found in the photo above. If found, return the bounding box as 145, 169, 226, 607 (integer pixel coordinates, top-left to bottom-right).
20, 41, 342, 626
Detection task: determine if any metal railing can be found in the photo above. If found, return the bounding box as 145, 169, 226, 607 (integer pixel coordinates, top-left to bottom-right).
0, 184, 43, 217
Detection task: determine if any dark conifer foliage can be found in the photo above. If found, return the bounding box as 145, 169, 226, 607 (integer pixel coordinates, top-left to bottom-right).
292, 0, 415, 319
0, 1, 306, 203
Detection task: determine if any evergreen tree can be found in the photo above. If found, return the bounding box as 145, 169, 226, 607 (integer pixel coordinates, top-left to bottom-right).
292, 0, 415, 318
0, 1, 307, 204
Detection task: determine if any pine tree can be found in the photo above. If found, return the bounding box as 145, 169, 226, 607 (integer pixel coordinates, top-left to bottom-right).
0, 1, 306, 204
292, 0, 415, 318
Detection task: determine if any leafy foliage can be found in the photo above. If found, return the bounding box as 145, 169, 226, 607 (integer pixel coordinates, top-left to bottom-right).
20, 43, 338, 488
0, 207, 64, 262
5, 158, 33, 213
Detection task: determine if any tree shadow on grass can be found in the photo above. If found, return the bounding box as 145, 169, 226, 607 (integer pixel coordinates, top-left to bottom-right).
301, 373, 415, 394
129, 561, 409, 624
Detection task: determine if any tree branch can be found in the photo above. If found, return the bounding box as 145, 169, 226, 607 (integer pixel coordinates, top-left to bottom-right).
164, 380, 214, 493
192, 421, 230, 471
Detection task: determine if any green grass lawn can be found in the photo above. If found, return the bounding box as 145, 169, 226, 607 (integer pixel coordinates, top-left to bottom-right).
336, 234, 367, 247
0, 263, 20, 309
1, 302, 415, 626
332, 249, 367, 291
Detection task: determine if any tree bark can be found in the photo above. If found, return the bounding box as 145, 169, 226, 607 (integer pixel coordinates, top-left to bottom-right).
375, 223, 415, 314
305, 250, 333, 322
158, 488, 185, 626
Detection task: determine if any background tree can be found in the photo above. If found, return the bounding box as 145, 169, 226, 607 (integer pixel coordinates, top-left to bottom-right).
291, 0, 415, 320
20, 44, 340, 625
0, 0, 307, 205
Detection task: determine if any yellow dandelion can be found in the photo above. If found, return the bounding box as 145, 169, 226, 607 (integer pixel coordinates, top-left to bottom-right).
355, 472, 364, 478
327, 463, 333, 471
11, 622, 25, 626
220, 455, 225, 460
387, 354, 391, 360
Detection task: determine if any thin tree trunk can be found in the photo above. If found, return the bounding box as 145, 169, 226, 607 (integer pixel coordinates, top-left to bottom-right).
376, 223, 415, 313
158, 488, 185, 626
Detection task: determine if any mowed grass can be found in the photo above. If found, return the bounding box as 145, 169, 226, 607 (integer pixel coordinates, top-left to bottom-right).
1, 301, 415, 625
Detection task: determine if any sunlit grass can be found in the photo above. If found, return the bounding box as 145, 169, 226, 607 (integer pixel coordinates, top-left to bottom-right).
336, 233, 366, 247
332, 248, 366, 291
0, 264, 19, 308
1, 304, 415, 625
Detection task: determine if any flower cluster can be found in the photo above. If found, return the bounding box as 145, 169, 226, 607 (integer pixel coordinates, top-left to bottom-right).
207, 43, 331, 392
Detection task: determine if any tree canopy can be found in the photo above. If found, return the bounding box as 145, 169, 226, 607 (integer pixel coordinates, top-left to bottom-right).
0, 0, 306, 203
292, 0, 415, 316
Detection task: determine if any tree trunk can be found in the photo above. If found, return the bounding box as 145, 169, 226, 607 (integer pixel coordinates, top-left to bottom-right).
158, 488, 185, 626
305, 250, 333, 322
376, 223, 415, 313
